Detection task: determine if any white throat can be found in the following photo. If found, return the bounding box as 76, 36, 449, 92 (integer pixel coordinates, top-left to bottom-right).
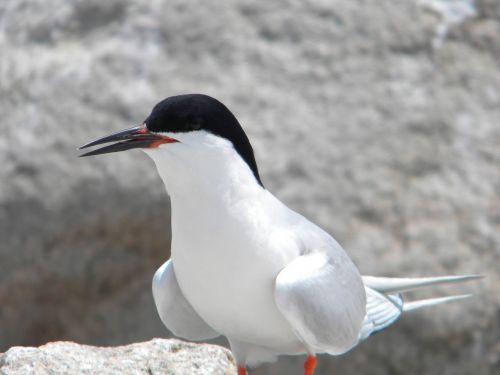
143, 130, 263, 205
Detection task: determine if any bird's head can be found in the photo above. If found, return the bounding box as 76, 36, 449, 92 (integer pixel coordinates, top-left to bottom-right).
79, 94, 262, 186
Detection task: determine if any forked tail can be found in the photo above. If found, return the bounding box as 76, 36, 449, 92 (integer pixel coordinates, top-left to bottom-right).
357, 274, 482, 342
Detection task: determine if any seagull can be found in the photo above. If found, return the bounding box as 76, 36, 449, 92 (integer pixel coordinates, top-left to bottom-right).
80, 94, 480, 375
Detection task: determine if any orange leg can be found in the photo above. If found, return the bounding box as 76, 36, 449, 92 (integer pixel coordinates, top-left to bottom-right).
238, 365, 248, 375
304, 355, 317, 375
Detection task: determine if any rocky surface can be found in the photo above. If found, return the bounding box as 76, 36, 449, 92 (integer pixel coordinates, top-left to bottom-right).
0, 0, 498, 374
0, 339, 236, 375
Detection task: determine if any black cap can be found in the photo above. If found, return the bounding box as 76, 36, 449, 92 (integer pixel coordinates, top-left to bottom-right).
145, 94, 263, 187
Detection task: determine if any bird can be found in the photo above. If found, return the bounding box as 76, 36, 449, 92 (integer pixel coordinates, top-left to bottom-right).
79, 94, 480, 375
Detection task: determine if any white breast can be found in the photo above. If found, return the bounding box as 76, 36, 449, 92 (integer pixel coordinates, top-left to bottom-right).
144, 132, 305, 349
172, 193, 302, 347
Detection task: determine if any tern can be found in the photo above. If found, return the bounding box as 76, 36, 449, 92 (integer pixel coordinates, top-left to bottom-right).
80, 94, 480, 375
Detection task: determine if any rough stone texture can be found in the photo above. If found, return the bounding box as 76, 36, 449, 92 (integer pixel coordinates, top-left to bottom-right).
0, 0, 498, 374
0, 339, 236, 375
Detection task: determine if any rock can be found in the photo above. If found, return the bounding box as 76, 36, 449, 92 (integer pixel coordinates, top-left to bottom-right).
0, 339, 236, 375
0, 0, 498, 374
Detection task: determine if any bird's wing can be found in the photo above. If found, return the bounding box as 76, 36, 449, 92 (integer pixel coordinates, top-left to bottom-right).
274, 252, 366, 355
357, 287, 403, 342
152, 259, 220, 341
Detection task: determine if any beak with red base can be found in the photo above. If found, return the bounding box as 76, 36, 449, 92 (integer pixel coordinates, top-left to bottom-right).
78, 125, 178, 157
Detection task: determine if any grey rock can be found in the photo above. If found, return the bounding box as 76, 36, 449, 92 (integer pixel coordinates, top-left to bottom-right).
0, 0, 498, 374
0, 339, 236, 375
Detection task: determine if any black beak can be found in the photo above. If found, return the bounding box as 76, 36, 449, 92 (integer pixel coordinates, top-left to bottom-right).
79, 125, 178, 157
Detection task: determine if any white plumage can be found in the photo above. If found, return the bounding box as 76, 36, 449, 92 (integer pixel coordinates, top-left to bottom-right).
146, 130, 479, 368
80, 94, 480, 374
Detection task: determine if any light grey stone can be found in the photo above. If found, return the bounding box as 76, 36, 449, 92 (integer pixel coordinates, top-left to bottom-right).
0, 339, 236, 375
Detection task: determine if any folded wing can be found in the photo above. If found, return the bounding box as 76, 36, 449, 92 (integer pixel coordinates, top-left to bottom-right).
152, 259, 220, 341
357, 287, 403, 341
274, 252, 366, 355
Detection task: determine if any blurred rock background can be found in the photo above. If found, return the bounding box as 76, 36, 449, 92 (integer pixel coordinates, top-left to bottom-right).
0, 0, 498, 374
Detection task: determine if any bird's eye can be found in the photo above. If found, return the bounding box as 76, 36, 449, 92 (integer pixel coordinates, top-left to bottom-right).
187, 117, 203, 130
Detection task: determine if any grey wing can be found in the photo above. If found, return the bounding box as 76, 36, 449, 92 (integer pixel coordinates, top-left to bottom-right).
152, 259, 219, 341
357, 287, 403, 342
274, 252, 366, 355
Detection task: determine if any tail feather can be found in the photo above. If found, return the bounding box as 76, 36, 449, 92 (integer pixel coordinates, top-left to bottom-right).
362, 275, 482, 293
403, 294, 472, 312
357, 275, 481, 344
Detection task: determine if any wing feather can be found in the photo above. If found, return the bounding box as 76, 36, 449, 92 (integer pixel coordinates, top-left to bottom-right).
357, 287, 403, 342
152, 259, 219, 341
274, 252, 366, 355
